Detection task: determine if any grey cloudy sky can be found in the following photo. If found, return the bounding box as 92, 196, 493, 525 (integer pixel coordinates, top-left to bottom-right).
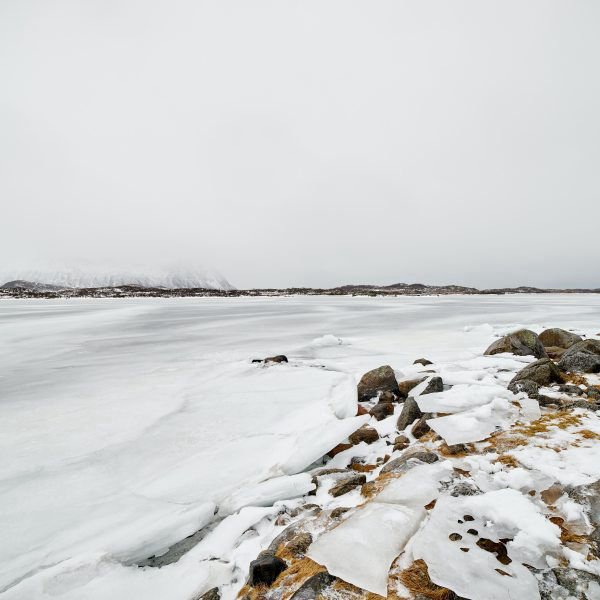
1, 0, 599, 289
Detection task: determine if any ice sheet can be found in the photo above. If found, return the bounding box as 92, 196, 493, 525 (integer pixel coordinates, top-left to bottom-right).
2, 294, 600, 598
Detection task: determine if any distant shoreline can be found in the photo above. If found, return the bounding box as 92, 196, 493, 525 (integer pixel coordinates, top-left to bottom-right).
1, 283, 599, 299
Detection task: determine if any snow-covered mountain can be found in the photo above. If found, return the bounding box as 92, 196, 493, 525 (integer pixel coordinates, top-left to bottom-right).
0, 266, 235, 290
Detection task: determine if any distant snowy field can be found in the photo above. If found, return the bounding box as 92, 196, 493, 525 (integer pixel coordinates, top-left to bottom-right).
1, 294, 599, 599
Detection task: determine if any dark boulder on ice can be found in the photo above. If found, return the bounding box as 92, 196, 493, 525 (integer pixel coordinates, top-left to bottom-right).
370, 402, 394, 421
267, 522, 312, 556
558, 339, 600, 373
348, 425, 379, 445
290, 572, 336, 600
396, 397, 423, 431
413, 357, 433, 366
484, 329, 547, 359
378, 390, 399, 403
357, 365, 400, 402
544, 346, 567, 360
539, 328, 582, 349
510, 358, 562, 387
508, 379, 541, 398
248, 553, 287, 586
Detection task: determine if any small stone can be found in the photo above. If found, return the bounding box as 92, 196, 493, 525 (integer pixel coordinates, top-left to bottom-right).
370, 402, 394, 421
356, 403, 369, 416
329, 473, 367, 497
463, 515, 474, 521
393, 434, 410, 452
194, 588, 220, 600
378, 390, 398, 403
467, 528, 478, 535
413, 358, 433, 366
422, 376, 443, 395
327, 443, 352, 458
411, 415, 431, 439
330, 507, 350, 519
264, 355, 288, 364
348, 425, 379, 445
449, 533, 462, 541
508, 379, 540, 398
380, 447, 438, 474
248, 554, 287, 586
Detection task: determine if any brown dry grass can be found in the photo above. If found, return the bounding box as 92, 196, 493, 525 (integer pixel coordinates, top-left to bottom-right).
361, 472, 397, 499
578, 429, 600, 440
398, 560, 455, 600
513, 411, 582, 437
561, 372, 588, 386
495, 454, 519, 468
549, 516, 589, 546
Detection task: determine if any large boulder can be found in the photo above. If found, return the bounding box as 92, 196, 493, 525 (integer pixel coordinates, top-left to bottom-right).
357, 365, 400, 402
484, 329, 547, 359
396, 397, 422, 431
248, 554, 287, 586
539, 328, 582, 349
558, 339, 600, 373
510, 358, 562, 386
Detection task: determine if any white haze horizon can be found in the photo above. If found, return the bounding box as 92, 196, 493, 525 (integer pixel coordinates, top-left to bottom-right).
2, 1, 600, 288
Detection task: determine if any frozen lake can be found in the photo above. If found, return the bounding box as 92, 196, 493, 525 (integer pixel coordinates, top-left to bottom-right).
1, 294, 599, 598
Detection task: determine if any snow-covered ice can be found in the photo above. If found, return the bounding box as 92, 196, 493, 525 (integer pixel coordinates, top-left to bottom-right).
2, 293, 600, 599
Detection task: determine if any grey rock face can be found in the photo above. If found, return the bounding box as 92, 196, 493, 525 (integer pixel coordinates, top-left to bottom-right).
411, 415, 431, 439
422, 376, 443, 394
290, 572, 336, 600
539, 328, 582, 349
380, 447, 438, 475
484, 329, 547, 359
370, 402, 394, 421
396, 397, 423, 431
510, 358, 562, 386
558, 339, 600, 373
508, 379, 541, 398
357, 365, 400, 402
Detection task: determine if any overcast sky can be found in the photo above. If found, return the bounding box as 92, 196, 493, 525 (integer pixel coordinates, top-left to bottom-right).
1, 1, 599, 289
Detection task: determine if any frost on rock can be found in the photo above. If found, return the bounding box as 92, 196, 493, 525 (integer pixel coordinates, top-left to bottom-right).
412, 489, 561, 600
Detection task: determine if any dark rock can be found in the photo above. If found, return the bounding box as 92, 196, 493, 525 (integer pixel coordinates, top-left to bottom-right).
356, 404, 369, 416
557, 384, 584, 396
545, 346, 567, 360
267, 522, 312, 556
370, 402, 394, 421
396, 397, 422, 430
440, 442, 467, 455
193, 588, 220, 600
539, 328, 582, 349
413, 358, 433, 366
508, 379, 540, 398
411, 415, 431, 439
484, 329, 547, 359
397, 377, 425, 398
330, 507, 350, 519
329, 473, 367, 497
510, 358, 562, 387
422, 376, 443, 394
558, 339, 600, 373
357, 365, 400, 402
326, 443, 352, 458
378, 390, 399, 403
248, 554, 287, 586
348, 425, 379, 445
393, 434, 410, 452
380, 446, 438, 474
254, 355, 288, 364
588, 387, 600, 400
552, 568, 600, 598
290, 572, 336, 600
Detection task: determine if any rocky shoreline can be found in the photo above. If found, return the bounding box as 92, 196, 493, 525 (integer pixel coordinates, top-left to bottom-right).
190, 328, 600, 600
